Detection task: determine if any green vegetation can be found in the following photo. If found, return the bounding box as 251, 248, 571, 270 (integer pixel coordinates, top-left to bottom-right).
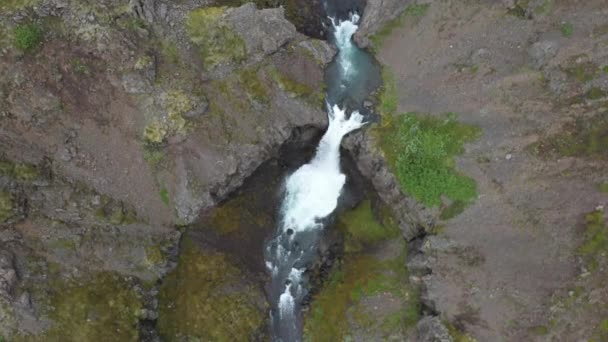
239, 68, 270, 104
32, 273, 143, 341
143, 90, 197, 144
528, 112, 608, 159
369, 4, 430, 50
533, 0, 553, 15
157, 238, 265, 340
0, 191, 14, 223
375, 112, 481, 207
186, 7, 247, 69
0, 159, 39, 181
71, 58, 91, 75
13, 22, 43, 51
585, 87, 607, 100
159, 188, 170, 206
304, 200, 419, 340
560, 22, 573, 38
145, 244, 165, 266
303, 250, 418, 340
578, 210, 607, 271
446, 322, 477, 341
599, 182, 608, 193
95, 195, 138, 225
269, 68, 315, 98
142, 147, 164, 167
337, 200, 400, 252
143, 120, 168, 145
440, 200, 467, 220
379, 67, 398, 115
1, 0, 39, 11
208, 195, 270, 235
528, 325, 549, 336
563, 56, 597, 83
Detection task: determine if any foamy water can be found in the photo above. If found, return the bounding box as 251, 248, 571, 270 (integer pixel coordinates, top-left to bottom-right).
266, 13, 366, 342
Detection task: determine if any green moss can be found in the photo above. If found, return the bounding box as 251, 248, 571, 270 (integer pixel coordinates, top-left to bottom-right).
369, 4, 430, 50
0, 191, 14, 223
0, 0, 39, 11
143, 120, 168, 145
29, 273, 143, 341
159, 188, 170, 206
239, 68, 269, 104
440, 200, 467, 220
578, 210, 607, 271
95, 197, 138, 225
0, 159, 39, 181
157, 238, 265, 341
304, 242, 418, 341
599, 182, 608, 193
145, 245, 165, 266
529, 325, 549, 336
269, 67, 315, 98
186, 7, 247, 69
560, 22, 573, 38
529, 112, 608, 159
586, 87, 607, 100
379, 67, 399, 115
338, 200, 400, 252
208, 196, 270, 235
374, 113, 481, 207
143, 147, 164, 168
13, 22, 43, 51
446, 321, 477, 342
563, 58, 598, 83
533, 0, 553, 15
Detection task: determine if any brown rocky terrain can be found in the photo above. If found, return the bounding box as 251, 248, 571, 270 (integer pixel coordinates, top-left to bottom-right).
0, 0, 607, 341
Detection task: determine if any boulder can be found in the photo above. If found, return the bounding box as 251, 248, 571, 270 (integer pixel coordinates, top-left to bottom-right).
416, 316, 453, 342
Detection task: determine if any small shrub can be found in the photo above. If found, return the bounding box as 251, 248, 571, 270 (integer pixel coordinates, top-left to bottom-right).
13, 22, 43, 51
560, 22, 573, 38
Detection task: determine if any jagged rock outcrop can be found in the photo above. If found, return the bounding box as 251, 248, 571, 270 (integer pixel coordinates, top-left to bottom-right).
353, 0, 417, 47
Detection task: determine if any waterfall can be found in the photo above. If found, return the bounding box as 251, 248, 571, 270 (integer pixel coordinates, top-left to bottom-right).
265, 13, 366, 342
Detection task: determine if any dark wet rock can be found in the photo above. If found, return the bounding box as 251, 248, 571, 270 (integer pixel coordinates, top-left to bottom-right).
226, 4, 297, 63
416, 316, 453, 342
407, 252, 432, 276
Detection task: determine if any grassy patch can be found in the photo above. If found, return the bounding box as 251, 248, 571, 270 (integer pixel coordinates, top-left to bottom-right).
374, 113, 481, 207
379, 67, 398, 115
159, 188, 170, 206
563, 56, 597, 83
303, 251, 417, 341
528, 325, 549, 336
337, 200, 400, 252
528, 112, 608, 160
157, 237, 265, 340
13, 22, 43, 51
446, 321, 477, 342
369, 4, 430, 50
578, 210, 607, 271
143, 147, 164, 168
186, 7, 247, 69
599, 182, 608, 193
560, 22, 573, 38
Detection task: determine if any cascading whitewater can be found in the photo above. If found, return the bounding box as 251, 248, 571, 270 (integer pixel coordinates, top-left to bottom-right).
265, 13, 366, 342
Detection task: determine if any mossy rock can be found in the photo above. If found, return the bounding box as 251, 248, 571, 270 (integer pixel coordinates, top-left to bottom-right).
337, 200, 400, 252
15, 273, 143, 341
157, 238, 265, 341
0, 159, 40, 181
186, 7, 247, 69
0, 191, 14, 223
578, 210, 607, 271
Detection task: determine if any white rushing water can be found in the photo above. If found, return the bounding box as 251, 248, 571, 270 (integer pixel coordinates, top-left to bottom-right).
267, 13, 365, 342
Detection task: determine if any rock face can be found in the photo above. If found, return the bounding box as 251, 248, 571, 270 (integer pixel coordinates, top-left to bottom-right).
353, 0, 416, 47
0, 0, 332, 339
416, 316, 453, 342
225, 3, 297, 63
